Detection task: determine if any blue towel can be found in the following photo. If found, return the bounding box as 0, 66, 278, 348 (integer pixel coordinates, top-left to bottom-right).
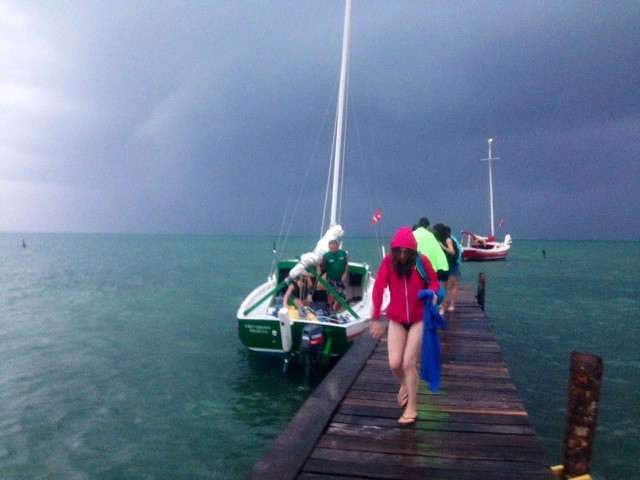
418, 289, 446, 393
436, 284, 445, 306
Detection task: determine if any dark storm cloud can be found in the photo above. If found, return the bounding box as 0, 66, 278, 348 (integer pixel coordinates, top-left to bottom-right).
1, 1, 638, 238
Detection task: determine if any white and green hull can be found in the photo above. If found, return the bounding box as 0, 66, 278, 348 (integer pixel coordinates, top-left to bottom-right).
237, 261, 375, 363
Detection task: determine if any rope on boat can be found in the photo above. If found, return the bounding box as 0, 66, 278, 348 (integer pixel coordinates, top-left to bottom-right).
308, 269, 358, 319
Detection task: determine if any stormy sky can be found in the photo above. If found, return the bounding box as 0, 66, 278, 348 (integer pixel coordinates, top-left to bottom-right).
1, 1, 638, 240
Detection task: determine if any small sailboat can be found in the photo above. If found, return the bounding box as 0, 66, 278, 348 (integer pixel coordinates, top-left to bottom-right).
461, 138, 512, 261
237, 0, 383, 369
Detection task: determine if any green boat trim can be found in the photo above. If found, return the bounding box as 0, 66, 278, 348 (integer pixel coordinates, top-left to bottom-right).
243, 278, 289, 316
308, 269, 358, 318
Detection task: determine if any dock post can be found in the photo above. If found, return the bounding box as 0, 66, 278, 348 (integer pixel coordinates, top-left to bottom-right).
561, 351, 604, 479
476, 272, 485, 310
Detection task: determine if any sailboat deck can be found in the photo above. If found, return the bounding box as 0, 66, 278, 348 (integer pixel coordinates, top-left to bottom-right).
249, 284, 556, 479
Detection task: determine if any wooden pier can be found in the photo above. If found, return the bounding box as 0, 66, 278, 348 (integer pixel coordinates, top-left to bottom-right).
249, 284, 556, 479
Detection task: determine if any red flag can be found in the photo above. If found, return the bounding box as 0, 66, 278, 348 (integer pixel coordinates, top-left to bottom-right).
498, 219, 505, 228
371, 209, 382, 224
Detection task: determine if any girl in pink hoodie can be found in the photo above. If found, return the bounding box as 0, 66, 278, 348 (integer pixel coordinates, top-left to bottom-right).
370, 226, 439, 425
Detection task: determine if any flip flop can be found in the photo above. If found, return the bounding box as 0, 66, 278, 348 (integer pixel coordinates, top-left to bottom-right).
397, 414, 418, 426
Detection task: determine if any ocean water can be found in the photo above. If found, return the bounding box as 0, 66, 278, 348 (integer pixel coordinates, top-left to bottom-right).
0, 234, 637, 479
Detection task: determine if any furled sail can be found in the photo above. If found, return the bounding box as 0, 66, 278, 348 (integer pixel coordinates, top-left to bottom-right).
288, 224, 344, 279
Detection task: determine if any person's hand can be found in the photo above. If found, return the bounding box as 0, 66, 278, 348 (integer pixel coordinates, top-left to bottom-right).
369, 319, 386, 340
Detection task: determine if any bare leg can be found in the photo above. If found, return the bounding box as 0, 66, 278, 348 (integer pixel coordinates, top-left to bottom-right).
397, 386, 408, 406
387, 320, 408, 400
388, 320, 423, 423
448, 275, 458, 311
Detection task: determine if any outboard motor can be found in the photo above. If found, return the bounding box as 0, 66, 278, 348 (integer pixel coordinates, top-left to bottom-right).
300, 324, 324, 382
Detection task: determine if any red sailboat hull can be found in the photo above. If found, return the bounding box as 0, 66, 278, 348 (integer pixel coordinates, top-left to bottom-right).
460, 232, 511, 262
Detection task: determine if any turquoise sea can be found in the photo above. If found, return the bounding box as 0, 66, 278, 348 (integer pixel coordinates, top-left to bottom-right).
0, 233, 637, 479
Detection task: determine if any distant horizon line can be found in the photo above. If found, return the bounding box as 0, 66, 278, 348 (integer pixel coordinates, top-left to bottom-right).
1, 230, 636, 242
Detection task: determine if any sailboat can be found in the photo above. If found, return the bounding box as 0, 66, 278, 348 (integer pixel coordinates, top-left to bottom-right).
236, 0, 382, 369
461, 138, 512, 261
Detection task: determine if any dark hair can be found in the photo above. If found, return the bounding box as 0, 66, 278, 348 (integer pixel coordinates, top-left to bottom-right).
391, 247, 417, 278
432, 223, 449, 243
418, 217, 430, 228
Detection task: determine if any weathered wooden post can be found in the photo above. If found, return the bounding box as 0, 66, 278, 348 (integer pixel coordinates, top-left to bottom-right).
561, 351, 604, 479
476, 272, 485, 310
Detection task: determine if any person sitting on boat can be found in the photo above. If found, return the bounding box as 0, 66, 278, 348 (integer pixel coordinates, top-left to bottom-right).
323, 240, 349, 309
309, 263, 330, 312
309, 284, 329, 313
283, 274, 313, 312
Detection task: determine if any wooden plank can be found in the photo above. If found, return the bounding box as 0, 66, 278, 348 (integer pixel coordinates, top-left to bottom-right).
250, 284, 556, 479
303, 453, 555, 480
247, 330, 378, 479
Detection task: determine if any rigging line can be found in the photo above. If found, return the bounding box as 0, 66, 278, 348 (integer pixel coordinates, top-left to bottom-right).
325, 77, 343, 234
283, 75, 339, 245
338, 76, 350, 226
321, 138, 333, 238
341, 49, 352, 226
352, 102, 385, 262
329, 54, 350, 229
269, 193, 294, 276
320, 76, 341, 238
351, 76, 386, 260
327, 105, 339, 231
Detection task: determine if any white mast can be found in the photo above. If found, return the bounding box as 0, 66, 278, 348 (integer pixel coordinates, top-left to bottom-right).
481, 138, 499, 237
330, 0, 351, 227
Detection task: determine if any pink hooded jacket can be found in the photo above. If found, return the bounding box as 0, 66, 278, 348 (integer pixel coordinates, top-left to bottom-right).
372, 226, 439, 324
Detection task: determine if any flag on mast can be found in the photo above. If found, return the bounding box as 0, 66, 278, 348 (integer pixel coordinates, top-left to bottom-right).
371, 209, 382, 224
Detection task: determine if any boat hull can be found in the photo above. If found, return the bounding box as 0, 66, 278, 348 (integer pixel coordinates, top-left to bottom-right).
237, 317, 285, 356
237, 261, 378, 362
237, 315, 368, 359
462, 244, 510, 261
461, 232, 511, 261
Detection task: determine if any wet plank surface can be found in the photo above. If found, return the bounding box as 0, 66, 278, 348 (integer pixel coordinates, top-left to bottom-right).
250, 284, 555, 480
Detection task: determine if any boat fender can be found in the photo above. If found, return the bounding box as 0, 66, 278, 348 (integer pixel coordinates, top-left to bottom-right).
278, 308, 293, 353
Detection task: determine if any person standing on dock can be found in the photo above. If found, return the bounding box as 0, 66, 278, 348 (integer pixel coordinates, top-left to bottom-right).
370, 226, 439, 425
433, 223, 460, 315
412, 217, 448, 279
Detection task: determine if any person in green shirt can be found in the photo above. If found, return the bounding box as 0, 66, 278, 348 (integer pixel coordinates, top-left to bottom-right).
412, 217, 449, 276
323, 240, 349, 308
